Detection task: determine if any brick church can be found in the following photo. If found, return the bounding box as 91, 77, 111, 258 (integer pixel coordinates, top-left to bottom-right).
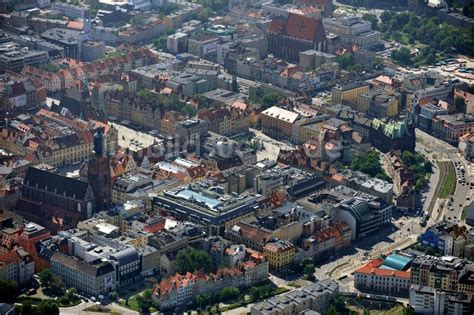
266, 13, 327, 62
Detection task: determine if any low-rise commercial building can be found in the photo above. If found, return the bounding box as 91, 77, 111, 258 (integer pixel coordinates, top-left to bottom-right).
152, 183, 260, 236
0, 42, 49, 73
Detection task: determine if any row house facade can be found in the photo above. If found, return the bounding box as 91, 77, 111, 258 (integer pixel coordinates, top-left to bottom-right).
22, 66, 74, 92
153, 259, 269, 310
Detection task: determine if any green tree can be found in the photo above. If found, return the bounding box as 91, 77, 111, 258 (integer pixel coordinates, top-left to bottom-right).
424, 161, 433, 173
219, 287, 240, 302
259, 92, 283, 109
249, 287, 260, 301
174, 246, 213, 274
337, 53, 355, 69
303, 262, 315, 279
20, 300, 34, 315
49, 276, 65, 295
183, 104, 197, 117
403, 306, 416, 315
135, 294, 146, 312
39, 268, 54, 286
332, 296, 347, 313
110, 291, 118, 301
196, 7, 212, 21
351, 150, 390, 181
362, 13, 378, 30
0, 279, 18, 303
60, 295, 70, 306
142, 289, 152, 303
416, 177, 427, 191
153, 34, 169, 50
130, 16, 145, 27
324, 305, 340, 315
391, 47, 413, 66
36, 300, 59, 315
66, 287, 78, 299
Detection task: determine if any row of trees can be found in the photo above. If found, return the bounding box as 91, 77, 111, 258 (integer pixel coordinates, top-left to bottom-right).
18, 300, 59, 315
392, 46, 438, 67
401, 151, 432, 191
379, 11, 474, 56
129, 288, 159, 313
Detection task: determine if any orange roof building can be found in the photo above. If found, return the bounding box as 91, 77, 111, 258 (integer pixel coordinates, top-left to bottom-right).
354, 255, 412, 294
266, 13, 327, 62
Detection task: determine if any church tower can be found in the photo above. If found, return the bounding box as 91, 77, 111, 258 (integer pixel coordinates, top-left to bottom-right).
87, 127, 112, 211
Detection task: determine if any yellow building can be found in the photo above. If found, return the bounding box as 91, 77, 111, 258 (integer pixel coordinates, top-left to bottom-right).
261, 106, 299, 140
263, 240, 295, 271
299, 121, 325, 143
357, 89, 399, 117
332, 82, 370, 105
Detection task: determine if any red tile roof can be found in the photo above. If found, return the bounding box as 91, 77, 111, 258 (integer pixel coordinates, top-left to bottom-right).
355, 258, 411, 279
268, 13, 326, 43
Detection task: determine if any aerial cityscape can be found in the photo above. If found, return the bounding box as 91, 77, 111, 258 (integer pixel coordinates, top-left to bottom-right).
0, 0, 474, 314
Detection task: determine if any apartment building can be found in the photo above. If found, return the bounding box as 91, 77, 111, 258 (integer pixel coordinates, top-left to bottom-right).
51, 2, 90, 19
198, 107, 250, 136
459, 133, 474, 162
22, 65, 74, 92
15, 222, 52, 272
432, 114, 474, 144
51, 252, 116, 296
262, 240, 296, 271
302, 223, 352, 258
332, 82, 370, 105
410, 256, 465, 292
357, 89, 399, 118
153, 257, 268, 310
409, 285, 474, 315
420, 221, 465, 256
0, 249, 35, 284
